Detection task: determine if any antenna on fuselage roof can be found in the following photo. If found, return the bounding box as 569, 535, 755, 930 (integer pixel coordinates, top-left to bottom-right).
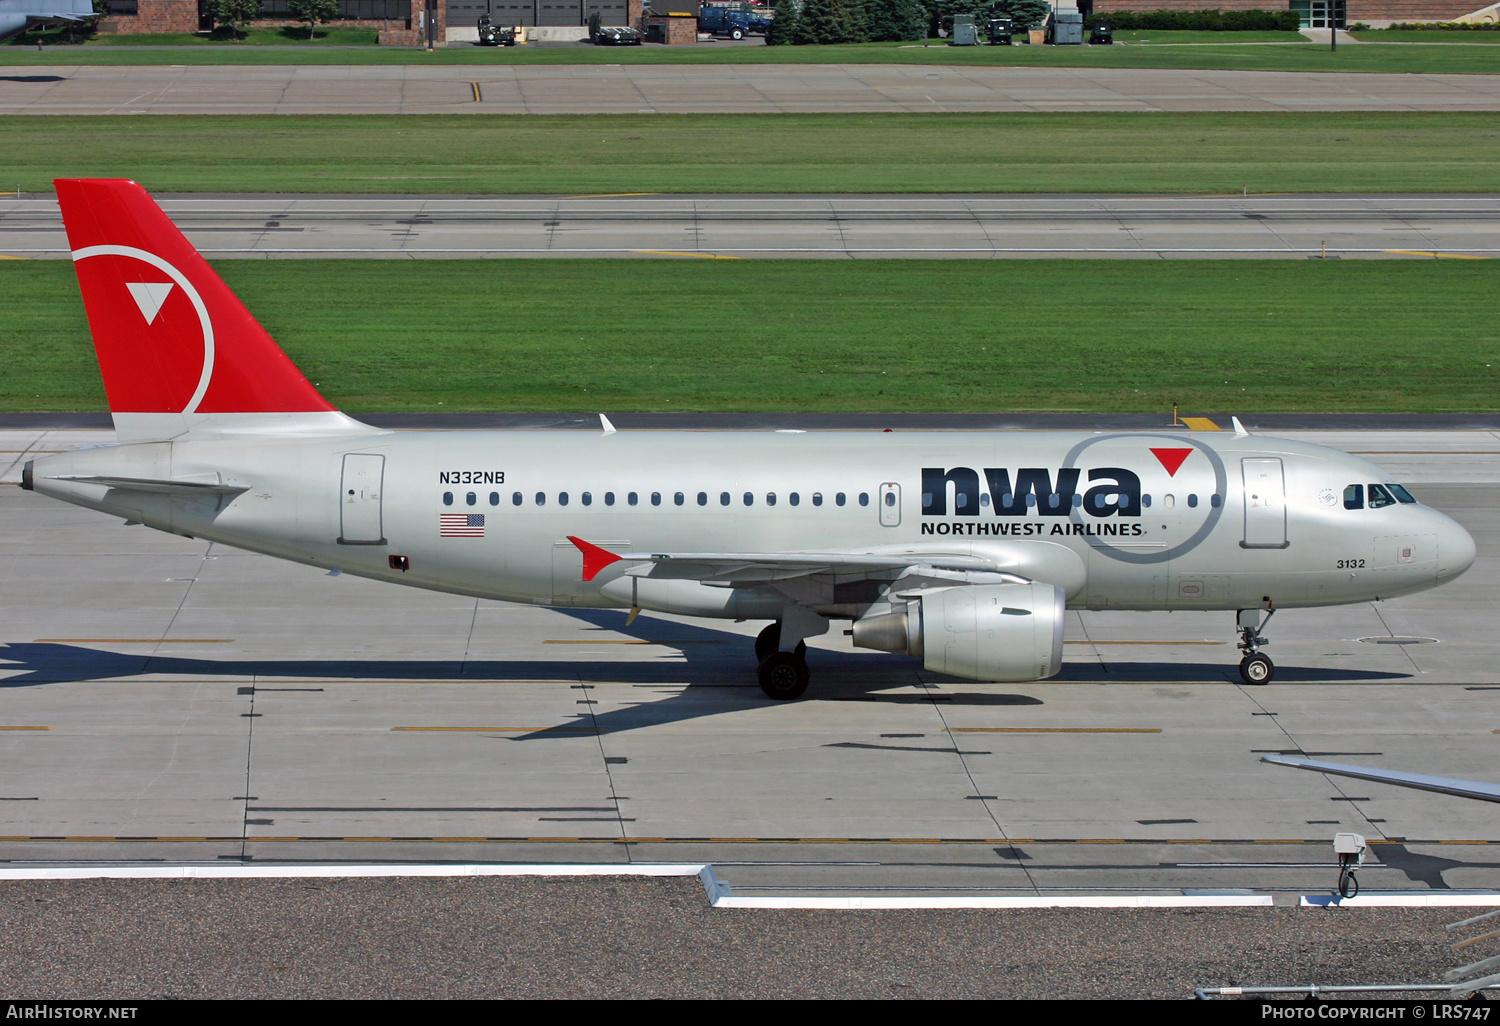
600, 413, 617, 436
1232, 416, 1250, 438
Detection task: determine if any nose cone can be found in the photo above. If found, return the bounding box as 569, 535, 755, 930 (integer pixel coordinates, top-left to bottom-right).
1437, 516, 1477, 584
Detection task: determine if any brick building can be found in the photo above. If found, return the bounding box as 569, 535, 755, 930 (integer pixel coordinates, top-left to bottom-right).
96, 0, 651, 43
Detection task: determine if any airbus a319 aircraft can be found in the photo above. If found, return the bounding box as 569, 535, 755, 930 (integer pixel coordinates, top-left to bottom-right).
22, 180, 1477, 699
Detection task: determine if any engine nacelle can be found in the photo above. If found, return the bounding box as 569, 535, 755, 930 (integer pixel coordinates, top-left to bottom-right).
852, 582, 1066, 682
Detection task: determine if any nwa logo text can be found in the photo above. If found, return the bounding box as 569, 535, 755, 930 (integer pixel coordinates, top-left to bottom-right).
920, 467, 1143, 538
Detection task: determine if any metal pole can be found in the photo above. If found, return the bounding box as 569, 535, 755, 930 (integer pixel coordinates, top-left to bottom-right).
426, 0, 437, 50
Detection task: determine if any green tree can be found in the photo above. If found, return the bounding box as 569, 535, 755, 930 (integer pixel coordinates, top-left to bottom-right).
764, 0, 800, 44
864, 0, 925, 41
288, 0, 339, 39
211, 0, 263, 37
991, 0, 1048, 30
795, 0, 862, 43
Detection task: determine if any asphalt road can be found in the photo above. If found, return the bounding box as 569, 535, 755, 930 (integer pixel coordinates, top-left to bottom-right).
4, 63, 1500, 114
4, 193, 1497, 260
0, 877, 1469, 999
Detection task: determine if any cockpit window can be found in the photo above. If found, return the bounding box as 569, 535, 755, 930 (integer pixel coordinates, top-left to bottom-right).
1343, 484, 1363, 510
1388, 484, 1418, 504
1368, 483, 1397, 509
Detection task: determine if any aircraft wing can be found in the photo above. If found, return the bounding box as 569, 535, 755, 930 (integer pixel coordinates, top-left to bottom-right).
1262, 755, 1500, 804
567, 535, 1002, 584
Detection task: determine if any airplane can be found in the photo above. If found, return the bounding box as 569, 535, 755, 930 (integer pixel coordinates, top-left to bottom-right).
0, 0, 97, 41
19, 179, 1478, 700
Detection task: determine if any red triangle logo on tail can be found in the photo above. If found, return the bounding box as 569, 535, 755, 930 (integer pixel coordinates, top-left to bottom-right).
1150, 447, 1193, 477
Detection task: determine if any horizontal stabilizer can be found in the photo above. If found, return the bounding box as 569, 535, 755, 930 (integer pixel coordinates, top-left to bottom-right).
47, 474, 249, 496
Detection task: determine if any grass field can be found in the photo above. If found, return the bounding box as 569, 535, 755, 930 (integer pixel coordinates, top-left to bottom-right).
4, 37, 1499, 73
3, 260, 1495, 414
1349, 29, 1500, 44
7, 112, 1498, 195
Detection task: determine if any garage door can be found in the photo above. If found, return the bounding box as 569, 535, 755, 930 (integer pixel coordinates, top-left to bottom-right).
536, 0, 581, 25
450, 0, 537, 25
454, 0, 627, 27
584, 1, 626, 23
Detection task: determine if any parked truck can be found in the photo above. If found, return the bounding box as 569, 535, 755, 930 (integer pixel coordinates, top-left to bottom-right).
698, 3, 771, 38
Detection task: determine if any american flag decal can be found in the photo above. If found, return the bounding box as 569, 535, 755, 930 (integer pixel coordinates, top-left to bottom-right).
439, 513, 485, 538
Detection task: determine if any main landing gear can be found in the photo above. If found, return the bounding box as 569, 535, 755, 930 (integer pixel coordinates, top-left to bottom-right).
1237, 605, 1276, 685
755, 622, 809, 700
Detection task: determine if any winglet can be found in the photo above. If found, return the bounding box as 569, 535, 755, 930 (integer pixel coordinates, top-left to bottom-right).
1232, 416, 1250, 438
600, 414, 616, 436
568, 536, 623, 582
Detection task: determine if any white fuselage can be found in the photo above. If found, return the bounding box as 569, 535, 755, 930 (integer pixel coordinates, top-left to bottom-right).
28, 427, 1475, 623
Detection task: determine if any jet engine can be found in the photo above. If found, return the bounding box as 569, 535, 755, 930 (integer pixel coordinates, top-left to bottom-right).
851, 582, 1065, 682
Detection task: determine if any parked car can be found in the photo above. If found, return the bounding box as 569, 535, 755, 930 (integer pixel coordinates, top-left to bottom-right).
476, 14, 516, 46
594, 25, 643, 45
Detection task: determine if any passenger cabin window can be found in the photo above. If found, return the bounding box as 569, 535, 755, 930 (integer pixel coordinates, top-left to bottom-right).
651, 492, 661, 506
767, 493, 777, 506
443, 492, 453, 506
720, 492, 731, 506
698, 492, 708, 506
490, 492, 499, 506
582, 492, 592, 506
512, 492, 522, 506
605, 492, 616, 506
744, 492, 754, 506
813, 493, 823, 506
859, 493, 869, 507
1187, 494, 1198, 508
836, 493, 846, 506
628, 492, 639, 506
1141, 494, 1152, 508
558, 492, 569, 506
674, 492, 684, 506
1368, 483, 1397, 509
1344, 484, 1364, 510
790, 493, 800, 506
535, 492, 545, 506
466, 492, 476, 506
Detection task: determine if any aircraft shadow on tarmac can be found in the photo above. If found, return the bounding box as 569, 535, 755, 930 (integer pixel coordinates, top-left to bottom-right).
0, 76, 66, 83
0, 612, 1411, 734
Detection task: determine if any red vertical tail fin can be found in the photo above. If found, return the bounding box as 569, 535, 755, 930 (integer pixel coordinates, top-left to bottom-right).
54, 179, 374, 443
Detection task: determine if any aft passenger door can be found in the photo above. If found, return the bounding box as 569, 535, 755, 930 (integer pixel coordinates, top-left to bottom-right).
1241, 458, 1287, 549
338, 453, 386, 545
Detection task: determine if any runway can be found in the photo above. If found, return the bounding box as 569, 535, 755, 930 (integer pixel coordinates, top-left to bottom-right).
2, 426, 1499, 902
4, 63, 1500, 114
5, 193, 1497, 259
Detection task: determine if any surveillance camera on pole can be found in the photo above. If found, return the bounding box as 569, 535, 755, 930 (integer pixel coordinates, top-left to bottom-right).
1334, 832, 1366, 899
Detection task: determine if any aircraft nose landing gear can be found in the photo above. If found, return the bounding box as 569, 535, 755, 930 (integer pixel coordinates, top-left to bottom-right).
1237, 605, 1276, 685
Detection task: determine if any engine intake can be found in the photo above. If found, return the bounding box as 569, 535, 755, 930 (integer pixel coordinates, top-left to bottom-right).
852, 582, 1065, 682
